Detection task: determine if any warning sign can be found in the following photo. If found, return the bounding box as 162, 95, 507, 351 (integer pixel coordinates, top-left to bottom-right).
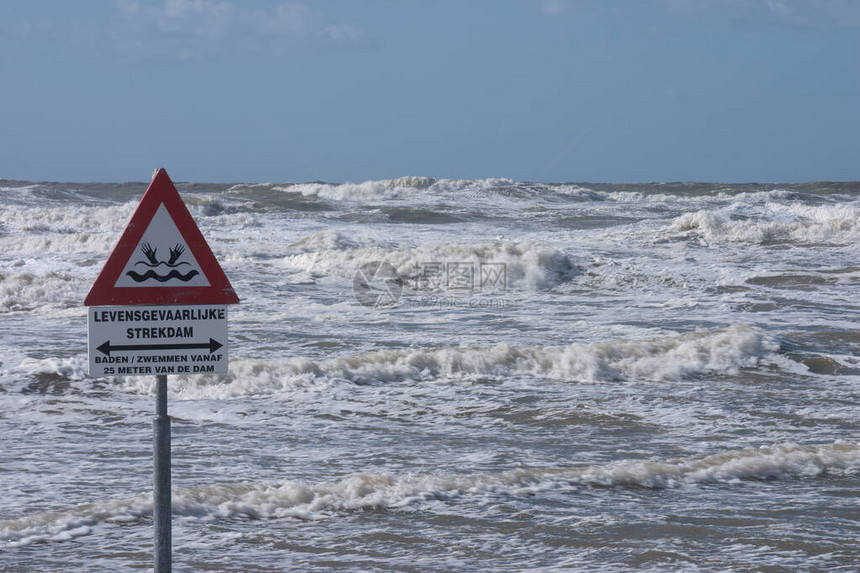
84, 168, 239, 306
85, 168, 239, 377
88, 305, 229, 376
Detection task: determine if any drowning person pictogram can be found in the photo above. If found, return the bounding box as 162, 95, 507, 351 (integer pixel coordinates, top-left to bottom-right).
125, 242, 201, 283
110, 203, 211, 290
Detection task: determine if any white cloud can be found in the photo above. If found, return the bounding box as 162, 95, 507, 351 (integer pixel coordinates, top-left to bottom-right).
320, 23, 366, 45
114, 0, 366, 58
162, 0, 233, 38
257, 2, 312, 37
664, 0, 860, 30
541, 0, 573, 15
119, 0, 233, 38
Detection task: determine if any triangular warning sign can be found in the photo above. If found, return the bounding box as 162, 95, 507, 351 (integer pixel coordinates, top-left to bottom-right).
84, 168, 240, 306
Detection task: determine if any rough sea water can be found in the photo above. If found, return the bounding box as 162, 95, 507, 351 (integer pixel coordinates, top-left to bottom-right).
1, 177, 859, 572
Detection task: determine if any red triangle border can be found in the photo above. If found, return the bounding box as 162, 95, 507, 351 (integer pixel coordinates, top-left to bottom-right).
84, 168, 240, 306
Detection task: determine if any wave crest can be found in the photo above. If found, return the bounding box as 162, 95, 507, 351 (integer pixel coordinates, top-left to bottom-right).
672, 202, 860, 244
116, 325, 779, 399
2, 442, 855, 546
0, 271, 84, 312
284, 240, 577, 289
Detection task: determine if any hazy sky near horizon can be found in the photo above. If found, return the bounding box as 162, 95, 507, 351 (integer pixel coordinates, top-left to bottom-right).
2, 0, 859, 183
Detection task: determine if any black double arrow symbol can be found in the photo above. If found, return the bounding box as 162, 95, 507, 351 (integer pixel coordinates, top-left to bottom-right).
96, 338, 223, 356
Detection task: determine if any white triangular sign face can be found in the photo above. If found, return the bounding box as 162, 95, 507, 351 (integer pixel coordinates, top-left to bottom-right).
114, 204, 211, 288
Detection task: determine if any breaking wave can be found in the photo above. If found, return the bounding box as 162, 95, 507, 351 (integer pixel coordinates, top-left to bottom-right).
115, 325, 779, 398
0, 203, 136, 236
284, 239, 577, 289
672, 202, 860, 244
273, 177, 517, 202
2, 442, 856, 547
0, 232, 119, 255
289, 229, 360, 252
0, 271, 85, 312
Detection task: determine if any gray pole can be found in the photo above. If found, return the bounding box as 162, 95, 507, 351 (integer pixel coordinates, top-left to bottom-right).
153, 374, 172, 572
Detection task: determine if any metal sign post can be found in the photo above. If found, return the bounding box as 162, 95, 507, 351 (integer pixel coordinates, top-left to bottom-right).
84, 169, 239, 572
153, 374, 171, 572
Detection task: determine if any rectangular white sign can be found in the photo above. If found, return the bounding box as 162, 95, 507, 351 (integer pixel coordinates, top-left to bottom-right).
88, 305, 228, 376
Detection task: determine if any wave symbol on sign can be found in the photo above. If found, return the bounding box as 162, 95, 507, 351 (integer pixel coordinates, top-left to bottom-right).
125, 242, 200, 283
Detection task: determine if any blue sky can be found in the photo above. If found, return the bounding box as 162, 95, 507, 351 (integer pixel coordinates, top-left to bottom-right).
2, 0, 859, 183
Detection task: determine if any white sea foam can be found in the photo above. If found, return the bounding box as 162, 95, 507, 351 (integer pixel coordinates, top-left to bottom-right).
273, 177, 516, 202
0, 184, 42, 192
554, 185, 606, 200
428, 177, 515, 194
0, 199, 249, 256
288, 229, 360, 252
283, 240, 576, 289
0, 203, 137, 255
112, 325, 779, 399
9, 354, 90, 381
672, 202, 860, 244
3, 442, 855, 546
226, 182, 276, 191
0, 232, 120, 255
0, 203, 135, 235
275, 180, 417, 201
0, 271, 86, 311
0, 493, 152, 548
605, 187, 795, 205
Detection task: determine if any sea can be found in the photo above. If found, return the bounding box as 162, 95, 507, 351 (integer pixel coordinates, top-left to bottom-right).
1, 176, 858, 572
